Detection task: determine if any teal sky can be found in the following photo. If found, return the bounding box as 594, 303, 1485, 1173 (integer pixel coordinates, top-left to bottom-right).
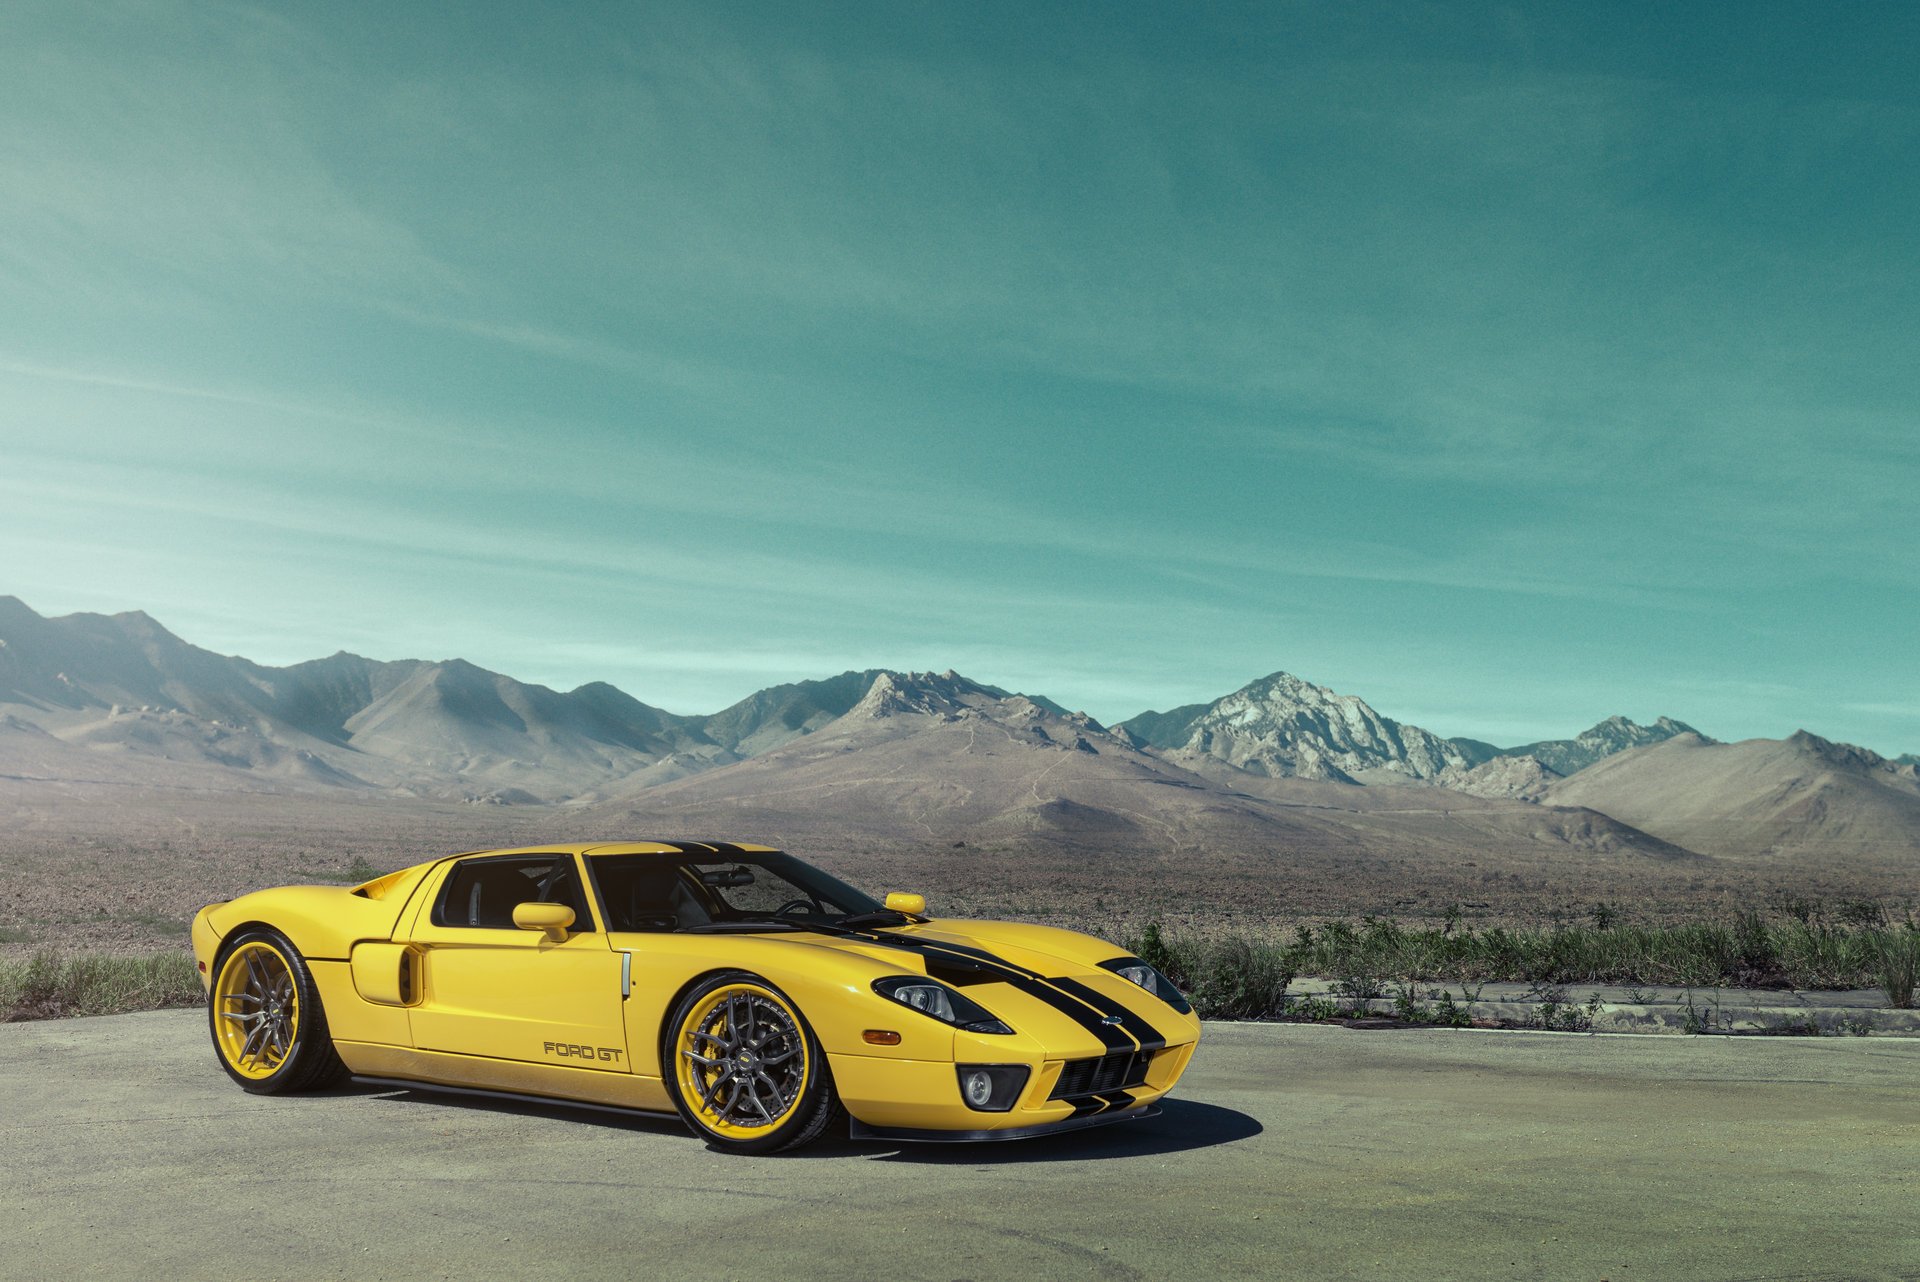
2, 2, 1916, 752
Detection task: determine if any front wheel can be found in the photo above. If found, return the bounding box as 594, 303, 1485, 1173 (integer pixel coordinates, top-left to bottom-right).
208, 929, 347, 1093
665, 971, 839, 1154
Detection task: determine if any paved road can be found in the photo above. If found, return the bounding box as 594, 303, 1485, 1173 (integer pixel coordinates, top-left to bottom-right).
2, 1012, 1915, 1282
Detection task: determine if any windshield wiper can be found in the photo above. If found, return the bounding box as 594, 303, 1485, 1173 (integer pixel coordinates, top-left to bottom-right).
681, 910, 918, 934
828, 910, 918, 930
682, 919, 805, 933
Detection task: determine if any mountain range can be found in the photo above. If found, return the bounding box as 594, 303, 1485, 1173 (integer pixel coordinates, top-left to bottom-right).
3, 595, 1915, 864
1541, 730, 1920, 861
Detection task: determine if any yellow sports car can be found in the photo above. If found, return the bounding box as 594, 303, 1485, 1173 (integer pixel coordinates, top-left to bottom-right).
190, 840, 1200, 1153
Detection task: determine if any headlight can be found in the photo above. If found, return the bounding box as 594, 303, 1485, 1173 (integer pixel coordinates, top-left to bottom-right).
1098, 956, 1193, 1014
872, 976, 1013, 1034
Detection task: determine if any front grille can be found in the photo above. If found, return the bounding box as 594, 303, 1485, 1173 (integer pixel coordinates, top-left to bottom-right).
1049, 1050, 1152, 1100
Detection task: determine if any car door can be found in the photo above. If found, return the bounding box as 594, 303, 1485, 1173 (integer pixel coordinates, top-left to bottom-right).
405, 853, 630, 1073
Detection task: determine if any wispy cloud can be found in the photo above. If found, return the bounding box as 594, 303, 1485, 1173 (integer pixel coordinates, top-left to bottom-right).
3, 2, 1917, 746
0, 357, 390, 428
0, 1, 459, 313
1841, 702, 1920, 720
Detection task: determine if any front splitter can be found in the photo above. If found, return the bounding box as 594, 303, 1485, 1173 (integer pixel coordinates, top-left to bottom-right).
848, 1102, 1162, 1144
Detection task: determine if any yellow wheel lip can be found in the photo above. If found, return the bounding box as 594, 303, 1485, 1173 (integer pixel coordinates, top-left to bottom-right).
213, 940, 300, 1081
673, 981, 810, 1139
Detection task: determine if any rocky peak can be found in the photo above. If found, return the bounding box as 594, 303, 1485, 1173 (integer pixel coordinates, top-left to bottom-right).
850, 670, 985, 720
1576, 715, 1702, 754
1786, 729, 1892, 773
1125, 670, 1468, 781
846, 671, 1115, 752
1492, 715, 1708, 777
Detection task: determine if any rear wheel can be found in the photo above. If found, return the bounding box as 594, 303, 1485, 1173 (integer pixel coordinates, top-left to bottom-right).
208, 929, 347, 1093
665, 972, 839, 1154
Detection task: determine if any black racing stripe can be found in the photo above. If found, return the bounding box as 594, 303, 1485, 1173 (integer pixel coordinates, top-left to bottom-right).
858, 931, 1137, 1053
808, 922, 1146, 1054
650, 839, 754, 861
999, 974, 1134, 1053
902, 937, 1143, 1053
898, 935, 1047, 978
616, 841, 751, 856
814, 925, 1128, 1047
921, 955, 1133, 1051
1045, 976, 1168, 1053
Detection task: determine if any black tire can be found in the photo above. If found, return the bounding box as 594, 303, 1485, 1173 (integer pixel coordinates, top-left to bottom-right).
207, 928, 348, 1094
663, 970, 841, 1154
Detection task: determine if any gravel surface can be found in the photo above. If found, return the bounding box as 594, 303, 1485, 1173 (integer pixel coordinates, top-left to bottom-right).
3, 1012, 1915, 1281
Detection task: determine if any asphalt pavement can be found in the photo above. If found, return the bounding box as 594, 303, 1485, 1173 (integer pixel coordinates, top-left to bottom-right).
2, 1012, 1915, 1281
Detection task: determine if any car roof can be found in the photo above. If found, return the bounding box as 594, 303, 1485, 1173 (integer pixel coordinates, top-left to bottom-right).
451, 840, 781, 858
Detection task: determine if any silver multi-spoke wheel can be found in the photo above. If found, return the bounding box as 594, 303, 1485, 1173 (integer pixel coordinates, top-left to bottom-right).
212, 941, 300, 1080
667, 973, 838, 1152
221, 949, 296, 1070
679, 988, 806, 1132
207, 929, 347, 1094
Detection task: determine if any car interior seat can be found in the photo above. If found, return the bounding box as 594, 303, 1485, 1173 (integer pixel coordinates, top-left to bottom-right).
465, 863, 541, 929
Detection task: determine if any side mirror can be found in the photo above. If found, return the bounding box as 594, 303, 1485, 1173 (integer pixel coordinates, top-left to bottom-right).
513, 901, 575, 943
884, 892, 927, 916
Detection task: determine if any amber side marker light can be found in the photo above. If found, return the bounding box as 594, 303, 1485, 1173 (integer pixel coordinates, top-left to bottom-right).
862, 1030, 902, 1046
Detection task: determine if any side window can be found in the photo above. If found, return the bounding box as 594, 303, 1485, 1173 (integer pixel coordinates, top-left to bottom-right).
433, 856, 594, 931
589, 857, 714, 932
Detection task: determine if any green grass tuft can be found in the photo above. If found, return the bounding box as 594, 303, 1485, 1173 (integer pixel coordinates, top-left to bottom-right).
1275, 915, 1906, 991
1136, 922, 1295, 1019
1129, 912, 1918, 1021
1, 950, 203, 1022
1875, 927, 1918, 1009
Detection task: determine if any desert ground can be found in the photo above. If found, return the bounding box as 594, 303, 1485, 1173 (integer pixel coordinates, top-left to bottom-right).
1, 779, 1913, 958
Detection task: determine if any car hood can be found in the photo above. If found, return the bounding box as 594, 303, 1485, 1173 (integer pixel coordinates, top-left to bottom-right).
778, 918, 1130, 981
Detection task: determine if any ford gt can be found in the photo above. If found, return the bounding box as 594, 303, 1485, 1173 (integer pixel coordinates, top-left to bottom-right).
189, 841, 1200, 1153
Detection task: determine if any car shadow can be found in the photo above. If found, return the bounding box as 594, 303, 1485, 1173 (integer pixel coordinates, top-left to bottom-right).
341, 1082, 692, 1136
831, 1099, 1263, 1164
340, 1084, 1259, 1162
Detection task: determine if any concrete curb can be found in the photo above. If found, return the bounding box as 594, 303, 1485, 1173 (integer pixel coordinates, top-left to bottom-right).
1287, 976, 1920, 1036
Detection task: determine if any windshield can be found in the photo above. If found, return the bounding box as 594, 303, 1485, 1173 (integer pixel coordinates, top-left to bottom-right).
587, 850, 883, 933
